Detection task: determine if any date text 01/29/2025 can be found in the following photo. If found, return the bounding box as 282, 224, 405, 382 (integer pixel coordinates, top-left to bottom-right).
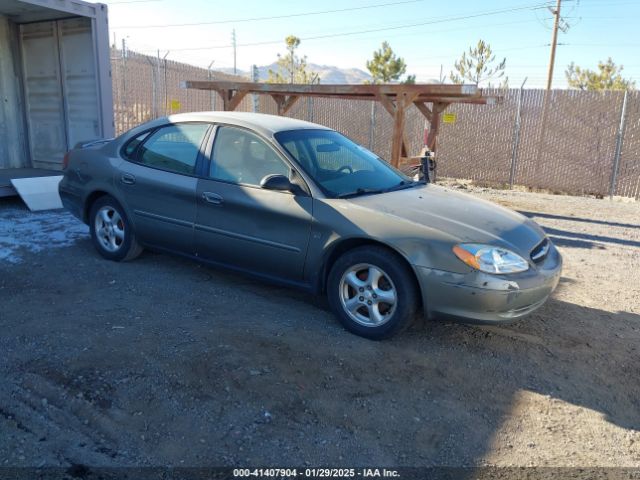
233, 468, 401, 478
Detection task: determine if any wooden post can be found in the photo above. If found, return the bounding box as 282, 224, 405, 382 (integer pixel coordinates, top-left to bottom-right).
271, 94, 300, 115
389, 91, 419, 167
220, 89, 230, 110
390, 95, 407, 167
221, 89, 248, 111
427, 102, 447, 152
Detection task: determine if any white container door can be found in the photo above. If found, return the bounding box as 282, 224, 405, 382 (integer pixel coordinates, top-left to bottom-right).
20, 21, 67, 169
21, 18, 100, 170
58, 17, 101, 151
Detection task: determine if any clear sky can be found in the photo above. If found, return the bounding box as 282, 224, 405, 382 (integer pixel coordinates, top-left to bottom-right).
102, 0, 640, 88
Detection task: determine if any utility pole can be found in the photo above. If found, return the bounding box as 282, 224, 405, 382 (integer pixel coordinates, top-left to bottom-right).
546, 0, 562, 90
537, 0, 571, 168
232, 29, 237, 75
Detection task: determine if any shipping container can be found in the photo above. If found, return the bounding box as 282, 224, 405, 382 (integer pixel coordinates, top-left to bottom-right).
0, 0, 113, 194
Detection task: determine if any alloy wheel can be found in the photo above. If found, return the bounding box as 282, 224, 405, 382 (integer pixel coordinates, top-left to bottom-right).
338, 263, 397, 327
94, 206, 125, 253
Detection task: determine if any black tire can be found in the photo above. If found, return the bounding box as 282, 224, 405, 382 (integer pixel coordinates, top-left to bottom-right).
89, 195, 143, 262
327, 246, 420, 340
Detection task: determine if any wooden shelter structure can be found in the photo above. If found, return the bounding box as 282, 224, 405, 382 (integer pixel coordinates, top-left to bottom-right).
182, 80, 500, 167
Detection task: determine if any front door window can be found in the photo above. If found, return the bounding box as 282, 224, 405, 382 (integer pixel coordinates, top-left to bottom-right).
210, 126, 290, 186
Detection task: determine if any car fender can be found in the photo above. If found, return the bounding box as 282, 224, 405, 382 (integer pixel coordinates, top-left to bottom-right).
75, 154, 136, 228
306, 201, 472, 294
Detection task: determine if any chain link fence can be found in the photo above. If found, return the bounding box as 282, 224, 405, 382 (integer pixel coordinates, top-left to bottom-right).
110, 48, 640, 199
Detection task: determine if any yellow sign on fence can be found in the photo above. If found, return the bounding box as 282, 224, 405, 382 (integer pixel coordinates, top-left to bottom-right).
169, 99, 181, 112
443, 112, 457, 124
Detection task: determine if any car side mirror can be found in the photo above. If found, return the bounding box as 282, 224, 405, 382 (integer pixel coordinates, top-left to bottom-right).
260, 174, 294, 192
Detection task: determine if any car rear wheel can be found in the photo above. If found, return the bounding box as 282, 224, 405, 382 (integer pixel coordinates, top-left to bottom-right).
327, 246, 419, 340
89, 195, 142, 261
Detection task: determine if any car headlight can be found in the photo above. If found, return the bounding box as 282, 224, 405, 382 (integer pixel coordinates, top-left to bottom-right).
453, 243, 529, 274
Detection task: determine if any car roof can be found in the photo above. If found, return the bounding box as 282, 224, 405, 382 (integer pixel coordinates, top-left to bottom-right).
160, 111, 331, 136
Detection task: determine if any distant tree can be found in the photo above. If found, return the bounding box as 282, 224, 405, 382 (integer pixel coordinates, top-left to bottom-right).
366, 41, 413, 83
403, 74, 416, 84
565, 58, 635, 91
268, 36, 320, 84
450, 39, 506, 87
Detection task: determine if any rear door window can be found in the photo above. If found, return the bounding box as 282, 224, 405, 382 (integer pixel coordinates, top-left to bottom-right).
137, 124, 209, 175
123, 131, 150, 159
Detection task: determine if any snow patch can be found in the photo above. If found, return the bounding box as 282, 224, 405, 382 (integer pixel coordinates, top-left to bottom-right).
0, 202, 89, 264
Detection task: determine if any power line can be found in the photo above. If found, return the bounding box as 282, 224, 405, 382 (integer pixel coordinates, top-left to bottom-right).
566, 42, 640, 47
132, 2, 555, 52
301, 18, 543, 46
149, 18, 556, 67
414, 45, 557, 63
569, 0, 640, 6
112, 0, 426, 28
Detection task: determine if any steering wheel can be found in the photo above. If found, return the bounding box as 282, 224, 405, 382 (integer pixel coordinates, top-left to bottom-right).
336, 165, 353, 174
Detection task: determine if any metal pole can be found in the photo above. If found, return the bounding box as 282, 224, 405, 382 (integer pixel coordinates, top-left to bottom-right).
609, 90, 629, 199
252, 64, 259, 112
368, 101, 376, 150
156, 50, 161, 117
509, 77, 527, 188
162, 51, 170, 115
232, 29, 237, 75
207, 60, 215, 111
121, 38, 127, 131
146, 55, 158, 119
307, 97, 314, 122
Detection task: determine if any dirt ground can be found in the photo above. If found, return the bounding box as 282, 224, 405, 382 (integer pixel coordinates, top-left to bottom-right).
0, 184, 639, 469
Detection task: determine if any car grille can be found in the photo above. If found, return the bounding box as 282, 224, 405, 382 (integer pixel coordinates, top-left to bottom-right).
530, 238, 550, 264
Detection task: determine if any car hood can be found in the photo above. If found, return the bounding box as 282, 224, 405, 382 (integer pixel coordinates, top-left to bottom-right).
347, 184, 546, 254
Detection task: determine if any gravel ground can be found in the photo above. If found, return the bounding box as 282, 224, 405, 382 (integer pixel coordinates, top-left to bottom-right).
0, 186, 639, 469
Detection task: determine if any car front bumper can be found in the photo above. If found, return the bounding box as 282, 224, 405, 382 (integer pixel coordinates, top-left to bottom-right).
415, 242, 562, 323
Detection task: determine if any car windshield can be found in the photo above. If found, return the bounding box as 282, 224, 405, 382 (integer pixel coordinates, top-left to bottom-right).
274, 129, 415, 198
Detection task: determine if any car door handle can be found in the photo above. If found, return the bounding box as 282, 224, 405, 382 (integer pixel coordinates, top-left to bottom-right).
121, 173, 136, 185
202, 192, 223, 205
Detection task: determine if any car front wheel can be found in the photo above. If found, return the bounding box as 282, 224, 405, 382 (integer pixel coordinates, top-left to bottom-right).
327, 246, 420, 340
89, 195, 143, 262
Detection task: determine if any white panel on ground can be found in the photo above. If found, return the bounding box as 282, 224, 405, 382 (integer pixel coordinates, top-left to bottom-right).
10, 176, 64, 211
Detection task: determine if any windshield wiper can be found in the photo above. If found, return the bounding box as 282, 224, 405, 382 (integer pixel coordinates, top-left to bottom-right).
335, 188, 386, 199
336, 180, 425, 199
384, 180, 426, 193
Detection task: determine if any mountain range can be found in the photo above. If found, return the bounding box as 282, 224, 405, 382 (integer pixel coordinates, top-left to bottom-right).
217, 62, 372, 84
